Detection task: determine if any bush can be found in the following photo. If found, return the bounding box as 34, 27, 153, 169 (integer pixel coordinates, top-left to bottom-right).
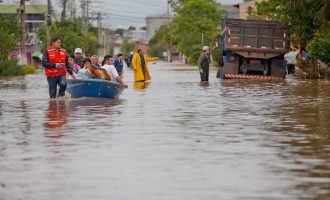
307, 31, 330, 64
0, 59, 24, 76
23, 64, 36, 74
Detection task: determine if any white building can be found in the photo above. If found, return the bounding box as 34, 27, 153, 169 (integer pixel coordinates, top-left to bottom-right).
146, 13, 173, 43
127, 30, 147, 43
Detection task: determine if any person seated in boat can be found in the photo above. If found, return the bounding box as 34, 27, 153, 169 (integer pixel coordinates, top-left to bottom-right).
77, 57, 110, 80
91, 55, 101, 69
77, 58, 94, 79
66, 54, 81, 79
101, 55, 128, 88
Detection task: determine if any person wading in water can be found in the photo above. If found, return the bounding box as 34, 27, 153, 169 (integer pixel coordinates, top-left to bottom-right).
41, 37, 74, 99
132, 48, 159, 82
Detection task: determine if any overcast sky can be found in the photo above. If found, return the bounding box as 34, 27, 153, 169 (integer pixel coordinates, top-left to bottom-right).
4, 0, 244, 29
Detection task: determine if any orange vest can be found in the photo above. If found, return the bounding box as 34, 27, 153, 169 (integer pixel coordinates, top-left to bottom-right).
44, 46, 67, 77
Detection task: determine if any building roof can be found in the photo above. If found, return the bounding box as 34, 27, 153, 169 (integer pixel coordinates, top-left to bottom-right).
0, 4, 47, 14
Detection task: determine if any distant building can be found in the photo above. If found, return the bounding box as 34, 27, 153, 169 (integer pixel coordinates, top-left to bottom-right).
0, 3, 47, 64
220, 4, 240, 19
0, 4, 47, 35
127, 30, 147, 43
98, 28, 114, 58
146, 13, 173, 43
239, 0, 263, 19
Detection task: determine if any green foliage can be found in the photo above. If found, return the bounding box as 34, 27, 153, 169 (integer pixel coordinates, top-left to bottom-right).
115, 28, 124, 36
128, 26, 136, 30
23, 65, 36, 75
255, 0, 330, 45
307, 30, 330, 64
148, 24, 173, 58
0, 59, 23, 76
39, 19, 99, 56
0, 16, 21, 60
120, 39, 135, 56
169, 0, 223, 65
0, 16, 21, 38
148, 38, 166, 58
0, 16, 24, 76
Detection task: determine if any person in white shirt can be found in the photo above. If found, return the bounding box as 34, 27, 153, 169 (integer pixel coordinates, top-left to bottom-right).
101, 55, 128, 88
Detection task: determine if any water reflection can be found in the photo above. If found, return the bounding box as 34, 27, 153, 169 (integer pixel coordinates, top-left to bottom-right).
267, 81, 330, 200
45, 100, 68, 130
134, 81, 150, 90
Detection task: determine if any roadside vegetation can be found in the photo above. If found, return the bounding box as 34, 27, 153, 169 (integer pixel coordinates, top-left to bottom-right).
0, 16, 25, 76
0, 17, 100, 77
254, 0, 330, 79
149, 0, 223, 65
39, 19, 99, 56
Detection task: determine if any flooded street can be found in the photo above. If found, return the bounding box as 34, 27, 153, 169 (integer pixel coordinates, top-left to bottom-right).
0, 61, 329, 200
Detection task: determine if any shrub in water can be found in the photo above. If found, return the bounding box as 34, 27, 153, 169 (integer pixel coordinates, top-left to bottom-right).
23, 64, 36, 75
0, 59, 24, 76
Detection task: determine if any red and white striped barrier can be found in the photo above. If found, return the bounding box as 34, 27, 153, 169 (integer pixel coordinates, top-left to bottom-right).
224, 73, 283, 80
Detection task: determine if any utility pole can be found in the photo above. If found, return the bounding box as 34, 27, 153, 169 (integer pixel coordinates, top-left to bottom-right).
61, 0, 67, 23
68, 0, 76, 20
96, 12, 102, 28
18, 0, 25, 64
167, 1, 172, 62
81, 0, 89, 35
46, 0, 51, 45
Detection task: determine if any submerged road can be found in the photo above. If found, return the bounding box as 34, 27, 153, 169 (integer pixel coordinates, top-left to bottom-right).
0, 61, 329, 200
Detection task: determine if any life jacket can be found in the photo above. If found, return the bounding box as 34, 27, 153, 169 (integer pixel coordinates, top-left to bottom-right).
44, 46, 67, 77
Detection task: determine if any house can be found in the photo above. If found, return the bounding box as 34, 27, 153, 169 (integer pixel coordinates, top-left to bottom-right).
0, 3, 47, 64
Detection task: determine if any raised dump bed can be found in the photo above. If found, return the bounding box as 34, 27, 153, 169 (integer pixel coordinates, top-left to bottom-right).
217, 18, 289, 79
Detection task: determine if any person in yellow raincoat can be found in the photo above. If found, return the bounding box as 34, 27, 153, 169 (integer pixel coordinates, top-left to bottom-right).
132, 48, 159, 82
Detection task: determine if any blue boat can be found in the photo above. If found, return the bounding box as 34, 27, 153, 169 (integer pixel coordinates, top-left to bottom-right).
67, 79, 125, 99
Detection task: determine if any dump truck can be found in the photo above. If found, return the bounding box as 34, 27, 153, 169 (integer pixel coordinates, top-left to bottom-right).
217, 19, 289, 79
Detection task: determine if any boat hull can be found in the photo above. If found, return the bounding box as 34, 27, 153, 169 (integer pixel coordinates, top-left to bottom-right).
67, 79, 125, 99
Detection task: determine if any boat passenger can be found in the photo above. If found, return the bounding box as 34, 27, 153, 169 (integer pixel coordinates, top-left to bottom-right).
101, 55, 128, 88
74, 48, 84, 68
91, 55, 101, 69
77, 58, 94, 79
66, 54, 81, 79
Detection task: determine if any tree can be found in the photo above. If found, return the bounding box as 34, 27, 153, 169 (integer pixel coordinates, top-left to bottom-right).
169, 0, 223, 64
0, 16, 23, 76
120, 39, 135, 56
255, 0, 330, 46
0, 16, 20, 61
307, 28, 330, 64
148, 24, 173, 58
115, 28, 124, 36
128, 26, 136, 30
256, 0, 330, 77
39, 19, 99, 56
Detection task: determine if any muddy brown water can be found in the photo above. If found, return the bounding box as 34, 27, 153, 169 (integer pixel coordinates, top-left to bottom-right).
0, 62, 329, 200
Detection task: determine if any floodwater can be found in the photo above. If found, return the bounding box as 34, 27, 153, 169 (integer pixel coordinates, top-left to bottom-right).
0, 61, 329, 200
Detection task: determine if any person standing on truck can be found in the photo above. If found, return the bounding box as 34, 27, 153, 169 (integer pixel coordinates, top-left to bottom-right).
197, 46, 210, 81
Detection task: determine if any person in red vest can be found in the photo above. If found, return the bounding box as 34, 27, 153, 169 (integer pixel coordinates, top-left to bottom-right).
42, 37, 74, 99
